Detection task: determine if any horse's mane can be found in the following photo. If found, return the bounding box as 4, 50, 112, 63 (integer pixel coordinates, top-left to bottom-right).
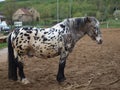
63, 17, 86, 30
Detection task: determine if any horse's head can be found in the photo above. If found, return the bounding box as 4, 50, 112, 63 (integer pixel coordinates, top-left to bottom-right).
64, 17, 102, 44
84, 17, 103, 44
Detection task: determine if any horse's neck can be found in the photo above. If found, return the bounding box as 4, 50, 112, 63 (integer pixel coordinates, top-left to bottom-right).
72, 29, 86, 43
69, 25, 86, 43
53, 19, 86, 42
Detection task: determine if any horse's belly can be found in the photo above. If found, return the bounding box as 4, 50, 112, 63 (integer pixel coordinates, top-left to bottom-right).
33, 49, 59, 58
31, 44, 60, 58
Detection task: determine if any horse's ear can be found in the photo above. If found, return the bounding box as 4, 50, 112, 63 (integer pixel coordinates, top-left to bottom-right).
84, 17, 91, 23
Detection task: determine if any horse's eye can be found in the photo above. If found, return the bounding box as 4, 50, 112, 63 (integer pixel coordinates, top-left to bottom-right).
93, 27, 96, 29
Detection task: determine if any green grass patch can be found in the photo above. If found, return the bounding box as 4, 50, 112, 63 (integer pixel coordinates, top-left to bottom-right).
100, 19, 120, 28
0, 43, 7, 49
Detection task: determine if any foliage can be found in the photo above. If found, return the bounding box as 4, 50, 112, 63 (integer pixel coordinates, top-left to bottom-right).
113, 10, 120, 19
2, 0, 18, 25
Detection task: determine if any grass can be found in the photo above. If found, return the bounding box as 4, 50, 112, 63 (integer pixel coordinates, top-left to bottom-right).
100, 19, 120, 28
0, 43, 7, 49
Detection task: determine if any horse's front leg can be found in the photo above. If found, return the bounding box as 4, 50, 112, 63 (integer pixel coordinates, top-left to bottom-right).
57, 51, 69, 82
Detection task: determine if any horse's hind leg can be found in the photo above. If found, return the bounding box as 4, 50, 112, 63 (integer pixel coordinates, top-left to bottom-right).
57, 51, 69, 82
17, 56, 30, 84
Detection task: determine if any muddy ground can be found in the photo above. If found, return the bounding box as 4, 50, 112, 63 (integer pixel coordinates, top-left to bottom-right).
0, 28, 120, 90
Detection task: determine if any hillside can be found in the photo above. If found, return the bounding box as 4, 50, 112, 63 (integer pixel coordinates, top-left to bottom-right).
0, 0, 120, 26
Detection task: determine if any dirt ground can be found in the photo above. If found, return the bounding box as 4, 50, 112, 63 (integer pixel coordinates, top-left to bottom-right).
0, 28, 120, 90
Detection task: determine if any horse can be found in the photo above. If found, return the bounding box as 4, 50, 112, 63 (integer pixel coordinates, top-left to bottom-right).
8, 17, 103, 84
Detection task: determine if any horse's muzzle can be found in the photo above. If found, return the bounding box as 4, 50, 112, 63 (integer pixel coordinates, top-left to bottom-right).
96, 36, 103, 44
97, 39, 103, 44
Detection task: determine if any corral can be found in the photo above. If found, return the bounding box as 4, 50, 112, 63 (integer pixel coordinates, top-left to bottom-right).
0, 28, 120, 90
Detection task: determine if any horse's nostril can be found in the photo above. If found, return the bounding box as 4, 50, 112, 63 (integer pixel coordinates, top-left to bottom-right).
98, 39, 103, 44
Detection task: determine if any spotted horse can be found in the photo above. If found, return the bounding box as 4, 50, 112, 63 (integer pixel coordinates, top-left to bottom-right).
8, 17, 103, 84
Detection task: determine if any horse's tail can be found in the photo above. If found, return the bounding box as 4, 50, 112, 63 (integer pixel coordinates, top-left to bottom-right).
8, 33, 18, 81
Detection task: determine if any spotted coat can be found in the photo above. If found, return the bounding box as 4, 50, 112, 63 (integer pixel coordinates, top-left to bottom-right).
11, 22, 75, 59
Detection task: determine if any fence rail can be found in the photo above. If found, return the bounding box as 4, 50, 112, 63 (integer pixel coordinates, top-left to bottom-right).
100, 20, 120, 28
0, 36, 8, 43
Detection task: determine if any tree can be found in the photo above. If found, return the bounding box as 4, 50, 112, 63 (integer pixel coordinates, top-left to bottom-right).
113, 10, 120, 20
3, 0, 17, 25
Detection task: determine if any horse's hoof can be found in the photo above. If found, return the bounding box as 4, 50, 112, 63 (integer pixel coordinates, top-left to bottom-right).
9, 78, 18, 81
21, 78, 30, 84
57, 77, 66, 83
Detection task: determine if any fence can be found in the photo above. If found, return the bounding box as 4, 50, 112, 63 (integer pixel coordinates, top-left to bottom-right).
100, 19, 120, 28
0, 36, 7, 43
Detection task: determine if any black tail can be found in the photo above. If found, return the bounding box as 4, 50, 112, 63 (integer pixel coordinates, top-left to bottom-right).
8, 34, 18, 81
